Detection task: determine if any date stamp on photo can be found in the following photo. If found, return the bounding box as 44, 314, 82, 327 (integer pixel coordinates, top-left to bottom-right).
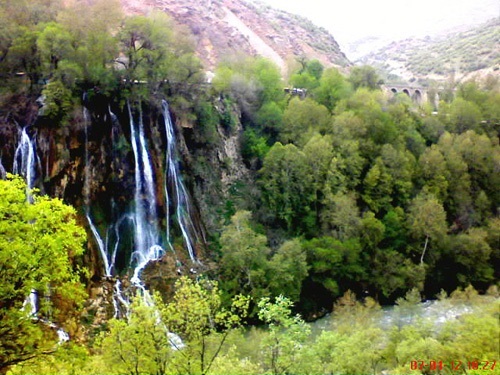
409, 360, 497, 372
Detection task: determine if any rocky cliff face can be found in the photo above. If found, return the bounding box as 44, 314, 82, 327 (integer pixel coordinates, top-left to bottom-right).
0, 92, 248, 286
121, 0, 350, 72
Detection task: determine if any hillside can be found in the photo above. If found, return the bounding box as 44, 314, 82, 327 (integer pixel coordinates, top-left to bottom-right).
120, 0, 351, 72
358, 18, 500, 84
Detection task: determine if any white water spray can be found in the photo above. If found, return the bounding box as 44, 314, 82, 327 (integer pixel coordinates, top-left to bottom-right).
128, 102, 164, 286
162, 100, 197, 262
13, 127, 38, 199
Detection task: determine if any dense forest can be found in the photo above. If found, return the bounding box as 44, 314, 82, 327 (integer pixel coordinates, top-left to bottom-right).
0, 0, 498, 374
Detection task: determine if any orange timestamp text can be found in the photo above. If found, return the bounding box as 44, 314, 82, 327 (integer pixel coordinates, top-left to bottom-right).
409, 360, 497, 371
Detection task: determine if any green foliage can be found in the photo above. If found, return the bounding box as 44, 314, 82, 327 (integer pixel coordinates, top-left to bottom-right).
255, 101, 283, 136
41, 79, 73, 123
241, 128, 270, 162
0, 176, 86, 374
403, 19, 500, 77
97, 278, 250, 375
349, 65, 382, 90
1, 1, 499, 364
313, 67, 352, 110
304, 237, 365, 297
212, 56, 284, 118
407, 192, 447, 265
288, 58, 324, 91
10, 342, 92, 375
97, 296, 171, 375
218, 212, 308, 310
257, 296, 311, 375
267, 239, 308, 301
259, 142, 314, 232
320, 191, 360, 240
194, 101, 220, 146
218, 211, 270, 305
446, 97, 482, 133
280, 97, 331, 146
451, 228, 494, 285
37, 22, 73, 72
162, 277, 249, 375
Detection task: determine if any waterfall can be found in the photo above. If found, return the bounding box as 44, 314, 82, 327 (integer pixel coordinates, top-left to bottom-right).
0, 159, 6, 179
128, 102, 164, 286
86, 214, 110, 276
13, 127, 39, 315
81, 101, 193, 347
13, 127, 38, 199
162, 100, 197, 262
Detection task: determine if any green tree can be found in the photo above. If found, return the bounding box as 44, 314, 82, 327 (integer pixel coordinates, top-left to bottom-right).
252, 57, 284, 106
320, 191, 360, 240
313, 67, 352, 111
381, 207, 408, 251
407, 193, 447, 265
57, 0, 122, 86
314, 292, 384, 374
162, 277, 249, 375
97, 295, 172, 375
7, 28, 42, 89
359, 211, 385, 252
259, 142, 314, 232
451, 228, 494, 285
118, 11, 198, 96
438, 299, 499, 366
267, 239, 308, 302
304, 237, 365, 297
362, 157, 393, 213
447, 97, 482, 133
349, 65, 382, 90
280, 97, 331, 146
418, 145, 450, 202
288, 59, 324, 91
218, 211, 270, 305
37, 22, 74, 73
380, 144, 416, 207
255, 101, 283, 137
302, 134, 335, 221
372, 249, 425, 299
257, 296, 311, 375
41, 79, 73, 123
0, 176, 86, 374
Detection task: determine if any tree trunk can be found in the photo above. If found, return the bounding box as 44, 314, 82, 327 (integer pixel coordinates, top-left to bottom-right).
420, 235, 429, 265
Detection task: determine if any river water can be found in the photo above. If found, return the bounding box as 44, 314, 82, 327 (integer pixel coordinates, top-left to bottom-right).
310, 294, 498, 333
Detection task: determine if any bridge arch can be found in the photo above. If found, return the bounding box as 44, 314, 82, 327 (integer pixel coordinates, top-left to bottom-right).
412, 89, 422, 104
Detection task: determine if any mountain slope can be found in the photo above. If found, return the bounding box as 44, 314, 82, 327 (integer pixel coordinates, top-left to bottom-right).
358, 18, 500, 84
120, 0, 351, 72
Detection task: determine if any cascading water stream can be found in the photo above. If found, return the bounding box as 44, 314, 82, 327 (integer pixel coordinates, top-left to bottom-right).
162, 100, 197, 262
83, 105, 132, 316
14, 127, 39, 315
128, 102, 164, 286
0, 159, 6, 179
83, 106, 115, 278
12, 126, 68, 341
13, 126, 38, 200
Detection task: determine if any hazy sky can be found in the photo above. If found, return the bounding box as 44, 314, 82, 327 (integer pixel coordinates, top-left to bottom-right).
261, 0, 499, 48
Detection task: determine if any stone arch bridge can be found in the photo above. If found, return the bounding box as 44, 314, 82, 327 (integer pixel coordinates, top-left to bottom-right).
382, 84, 428, 105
